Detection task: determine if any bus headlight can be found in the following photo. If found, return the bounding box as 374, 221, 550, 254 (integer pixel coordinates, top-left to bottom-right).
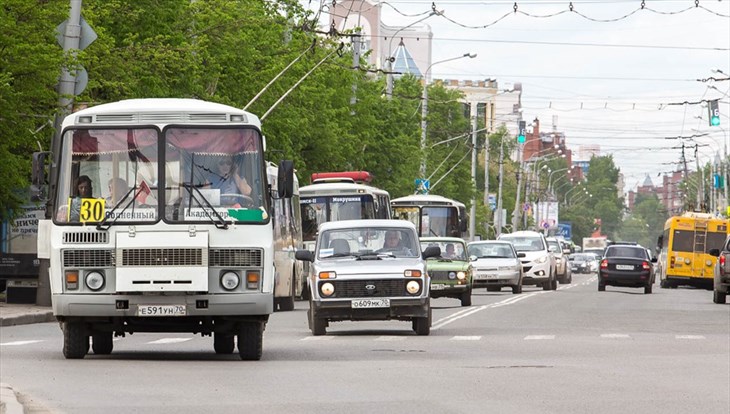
406, 280, 421, 295
85, 271, 105, 291
220, 272, 240, 290
320, 282, 335, 297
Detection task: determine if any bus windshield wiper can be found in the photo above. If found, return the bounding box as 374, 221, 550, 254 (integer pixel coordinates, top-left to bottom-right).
180, 182, 229, 229
96, 186, 140, 230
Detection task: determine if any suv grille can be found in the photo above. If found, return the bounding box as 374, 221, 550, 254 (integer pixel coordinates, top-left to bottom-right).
322, 279, 406, 298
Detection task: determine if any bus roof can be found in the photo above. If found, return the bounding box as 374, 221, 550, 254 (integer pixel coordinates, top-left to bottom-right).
299, 181, 389, 197
63, 98, 261, 129
391, 194, 466, 208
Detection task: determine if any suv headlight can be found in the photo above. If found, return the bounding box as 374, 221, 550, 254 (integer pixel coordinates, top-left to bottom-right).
535, 255, 548, 264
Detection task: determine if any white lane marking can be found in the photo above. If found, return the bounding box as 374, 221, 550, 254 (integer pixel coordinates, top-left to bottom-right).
433, 291, 547, 330
601, 334, 631, 339
374, 336, 407, 342
524, 335, 555, 340
451, 336, 481, 341
300, 336, 334, 341
147, 338, 192, 345
676, 335, 705, 340
0, 340, 44, 346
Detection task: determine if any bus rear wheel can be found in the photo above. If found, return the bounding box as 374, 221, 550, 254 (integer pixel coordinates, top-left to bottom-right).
713, 290, 727, 304
214, 333, 235, 354
92, 332, 113, 355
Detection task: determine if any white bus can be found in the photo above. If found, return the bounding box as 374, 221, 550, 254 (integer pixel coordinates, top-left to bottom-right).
35, 98, 294, 360
266, 161, 305, 311
299, 171, 391, 251
391, 194, 468, 238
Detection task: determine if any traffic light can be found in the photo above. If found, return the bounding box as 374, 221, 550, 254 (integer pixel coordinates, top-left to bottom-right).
708, 99, 720, 126
518, 120, 526, 143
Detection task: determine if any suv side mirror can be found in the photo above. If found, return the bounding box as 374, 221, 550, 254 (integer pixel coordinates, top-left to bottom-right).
517, 252, 526, 258
709, 248, 720, 257
422, 246, 441, 260
295, 250, 313, 262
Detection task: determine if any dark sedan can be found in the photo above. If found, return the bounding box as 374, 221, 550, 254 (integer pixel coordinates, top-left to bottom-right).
598, 245, 657, 294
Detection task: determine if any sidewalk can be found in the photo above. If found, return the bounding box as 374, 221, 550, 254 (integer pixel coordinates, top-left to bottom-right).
0, 302, 55, 327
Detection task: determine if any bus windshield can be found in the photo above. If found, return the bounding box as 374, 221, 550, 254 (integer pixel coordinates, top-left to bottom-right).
300, 195, 376, 241
393, 206, 460, 237
55, 127, 266, 225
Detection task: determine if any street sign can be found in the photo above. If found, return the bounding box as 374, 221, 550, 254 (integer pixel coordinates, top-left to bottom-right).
557, 222, 572, 241
415, 179, 430, 194
488, 193, 497, 211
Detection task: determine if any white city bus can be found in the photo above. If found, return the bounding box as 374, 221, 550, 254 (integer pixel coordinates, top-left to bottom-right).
266, 161, 304, 311
35, 98, 294, 360
299, 171, 391, 251
391, 194, 468, 238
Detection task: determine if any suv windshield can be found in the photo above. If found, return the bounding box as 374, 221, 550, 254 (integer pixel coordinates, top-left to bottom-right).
499, 235, 544, 252
468, 242, 515, 259
318, 227, 419, 259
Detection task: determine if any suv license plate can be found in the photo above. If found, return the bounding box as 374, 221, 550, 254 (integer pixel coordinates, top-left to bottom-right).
137, 305, 187, 317
615, 264, 634, 270
351, 298, 390, 308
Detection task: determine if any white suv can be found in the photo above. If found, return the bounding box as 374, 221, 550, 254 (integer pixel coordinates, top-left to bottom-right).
498, 231, 557, 290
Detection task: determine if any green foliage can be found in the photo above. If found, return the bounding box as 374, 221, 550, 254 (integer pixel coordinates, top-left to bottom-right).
0, 0, 66, 219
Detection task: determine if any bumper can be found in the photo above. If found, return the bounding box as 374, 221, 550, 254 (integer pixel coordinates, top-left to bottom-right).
52, 293, 274, 317
430, 282, 470, 298
472, 272, 520, 288
600, 270, 651, 287
312, 297, 429, 321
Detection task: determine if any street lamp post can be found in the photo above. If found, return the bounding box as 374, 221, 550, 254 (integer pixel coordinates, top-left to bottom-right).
420, 53, 477, 178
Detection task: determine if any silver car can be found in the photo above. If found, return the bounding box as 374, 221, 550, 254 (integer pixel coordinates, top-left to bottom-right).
295, 219, 440, 336
467, 240, 523, 294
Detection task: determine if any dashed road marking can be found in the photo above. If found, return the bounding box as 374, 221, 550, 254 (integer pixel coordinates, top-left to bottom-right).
601, 334, 631, 339
676, 335, 705, 340
451, 336, 482, 341
0, 340, 44, 346
524, 335, 555, 340
147, 338, 192, 345
300, 336, 334, 341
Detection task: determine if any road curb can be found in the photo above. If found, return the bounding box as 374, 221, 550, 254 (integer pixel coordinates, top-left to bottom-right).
0, 311, 55, 327
0, 383, 24, 414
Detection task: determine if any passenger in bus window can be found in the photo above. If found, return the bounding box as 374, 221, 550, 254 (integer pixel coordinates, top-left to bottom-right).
62, 175, 93, 221
207, 156, 252, 206
106, 178, 129, 206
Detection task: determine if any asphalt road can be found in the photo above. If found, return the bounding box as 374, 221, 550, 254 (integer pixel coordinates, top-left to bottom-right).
1, 273, 728, 414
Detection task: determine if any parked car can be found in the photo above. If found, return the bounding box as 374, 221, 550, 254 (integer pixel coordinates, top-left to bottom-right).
497, 231, 557, 290
547, 237, 572, 284
295, 219, 440, 336
598, 244, 656, 294
568, 253, 597, 274
467, 240, 523, 294
709, 235, 730, 304
420, 237, 473, 306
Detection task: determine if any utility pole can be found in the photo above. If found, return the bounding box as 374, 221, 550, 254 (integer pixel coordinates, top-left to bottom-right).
495, 135, 504, 236
350, 28, 361, 109
469, 104, 478, 241
38, 0, 94, 306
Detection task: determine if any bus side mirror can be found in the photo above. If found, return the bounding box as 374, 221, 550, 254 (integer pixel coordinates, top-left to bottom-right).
709, 249, 720, 257
277, 160, 294, 198
31, 151, 50, 202
295, 250, 313, 262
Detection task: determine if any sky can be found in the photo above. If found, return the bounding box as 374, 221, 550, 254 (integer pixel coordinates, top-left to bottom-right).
304, 0, 730, 193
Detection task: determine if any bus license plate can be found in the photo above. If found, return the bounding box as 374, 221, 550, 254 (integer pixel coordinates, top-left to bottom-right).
137, 305, 187, 317
351, 299, 390, 308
